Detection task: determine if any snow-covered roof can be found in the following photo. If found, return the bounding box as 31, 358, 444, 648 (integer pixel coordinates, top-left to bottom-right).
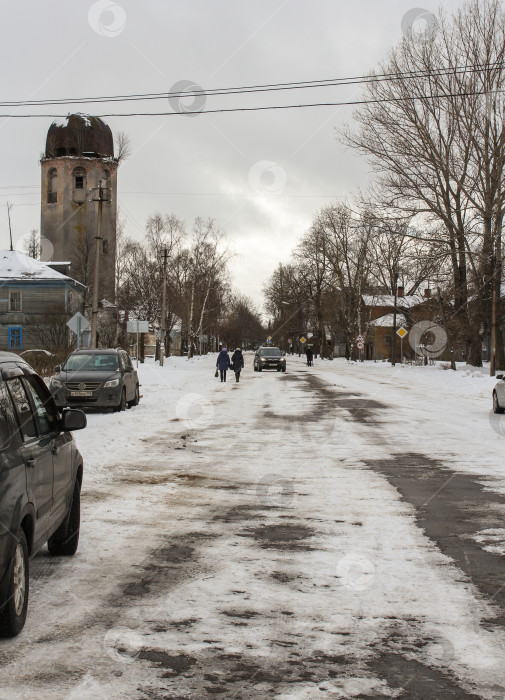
370, 313, 407, 328
0, 250, 84, 287
100, 298, 116, 308
362, 294, 426, 309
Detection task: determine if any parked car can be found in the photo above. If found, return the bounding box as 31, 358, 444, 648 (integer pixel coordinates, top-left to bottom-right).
253, 347, 287, 372
49, 348, 140, 412
0, 351, 86, 637
492, 373, 505, 413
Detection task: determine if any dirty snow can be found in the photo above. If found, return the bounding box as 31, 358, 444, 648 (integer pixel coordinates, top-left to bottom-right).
0, 354, 503, 698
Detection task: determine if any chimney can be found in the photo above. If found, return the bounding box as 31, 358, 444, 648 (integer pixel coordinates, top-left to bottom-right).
397, 286, 404, 298
424, 288, 431, 298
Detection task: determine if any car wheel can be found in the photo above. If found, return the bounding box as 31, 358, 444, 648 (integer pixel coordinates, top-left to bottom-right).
493, 392, 504, 414
277, 367, 281, 372
48, 479, 80, 556
114, 388, 127, 412
128, 384, 140, 408
0, 528, 29, 637
282, 367, 286, 373
258, 366, 262, 372
254, 365, 258, 372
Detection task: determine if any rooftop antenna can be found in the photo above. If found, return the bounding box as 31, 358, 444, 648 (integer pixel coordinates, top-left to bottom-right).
6, 202, 13, 251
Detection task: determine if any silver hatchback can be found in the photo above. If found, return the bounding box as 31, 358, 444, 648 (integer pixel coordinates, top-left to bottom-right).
492, 373, 505, 413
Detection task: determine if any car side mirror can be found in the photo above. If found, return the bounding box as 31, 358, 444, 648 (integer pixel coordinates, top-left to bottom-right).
54, 365, 61, 373
61, 408, 87, 431
496, 374, 504, 380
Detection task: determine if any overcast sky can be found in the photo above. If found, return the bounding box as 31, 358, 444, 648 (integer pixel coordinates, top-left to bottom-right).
0, 0, 463, 311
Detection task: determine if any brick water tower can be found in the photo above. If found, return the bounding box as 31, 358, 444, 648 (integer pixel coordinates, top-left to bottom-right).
40, 113, 117, 305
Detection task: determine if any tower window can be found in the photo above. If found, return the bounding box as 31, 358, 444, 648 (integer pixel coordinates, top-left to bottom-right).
47, 168, 57, 204
73, 167, 86, 190
73, 167, 87, 203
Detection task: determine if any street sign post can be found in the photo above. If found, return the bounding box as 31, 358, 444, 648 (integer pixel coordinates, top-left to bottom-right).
396, 326, 408, 362
66, 312, 90, 349
127, 320, 149, 367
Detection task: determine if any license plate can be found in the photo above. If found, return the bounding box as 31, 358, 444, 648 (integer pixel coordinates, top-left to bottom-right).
70, 391, 92, 397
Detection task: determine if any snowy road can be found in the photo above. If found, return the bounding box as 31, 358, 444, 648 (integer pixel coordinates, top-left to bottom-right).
0, 354, 505, 698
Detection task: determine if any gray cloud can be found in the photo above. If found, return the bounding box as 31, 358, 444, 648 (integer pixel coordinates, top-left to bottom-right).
0, 0, 459, 309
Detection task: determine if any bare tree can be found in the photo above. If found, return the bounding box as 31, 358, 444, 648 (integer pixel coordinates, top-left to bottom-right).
114, 131, 132, 165
341, 0, 505, 366
24, 229, 41, 259
316, 204, 374, 358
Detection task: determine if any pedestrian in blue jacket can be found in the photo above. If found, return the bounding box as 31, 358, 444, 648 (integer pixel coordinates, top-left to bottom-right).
216, 347, 231, 382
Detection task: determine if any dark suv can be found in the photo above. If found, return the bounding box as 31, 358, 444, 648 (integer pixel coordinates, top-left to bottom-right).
49, 348, 140, 412
0, 352, 86, 637
253, 347, 287, 372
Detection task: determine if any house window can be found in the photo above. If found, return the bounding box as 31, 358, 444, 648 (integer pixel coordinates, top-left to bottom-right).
8, 327, 22, 349
9, 291, 21, 312
47, 168, 57, 204
384, 334, 392, 346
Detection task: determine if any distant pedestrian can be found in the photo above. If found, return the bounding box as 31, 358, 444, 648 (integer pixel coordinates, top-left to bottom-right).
231, 347, 244, 383
306, 347, 313, 367
216, 347, 231, 382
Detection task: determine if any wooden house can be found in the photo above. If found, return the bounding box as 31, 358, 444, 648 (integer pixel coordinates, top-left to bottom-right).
0, 250, 84, 351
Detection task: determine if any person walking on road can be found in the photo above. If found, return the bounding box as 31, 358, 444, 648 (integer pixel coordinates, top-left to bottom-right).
230, 348, 244, 383
216, 347, 231, 382
306, 346, 313, 367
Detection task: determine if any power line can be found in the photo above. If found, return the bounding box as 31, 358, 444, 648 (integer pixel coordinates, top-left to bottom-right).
1, 85, 502, 119
0, 61, 502, 109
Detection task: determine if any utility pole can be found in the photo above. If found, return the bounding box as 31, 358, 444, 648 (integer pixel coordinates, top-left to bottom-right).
90, 181, 108, 349
490, 234, 499, 376
391, 267, 399, 366
6, 203, 13, 251
159, 248, 168, 366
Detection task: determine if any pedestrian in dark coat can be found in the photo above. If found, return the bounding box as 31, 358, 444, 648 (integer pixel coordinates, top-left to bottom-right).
230, 348, 244, 383
306, 347, 313, 367
216, 347, 231, 382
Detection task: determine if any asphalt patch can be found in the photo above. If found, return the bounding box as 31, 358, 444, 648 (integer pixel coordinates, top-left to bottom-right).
365, 452, 505, 618
367, 652, 482, 699
239, 522, 316, 551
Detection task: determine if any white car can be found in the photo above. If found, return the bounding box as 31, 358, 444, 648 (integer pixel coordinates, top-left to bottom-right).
492, 373, 505, 413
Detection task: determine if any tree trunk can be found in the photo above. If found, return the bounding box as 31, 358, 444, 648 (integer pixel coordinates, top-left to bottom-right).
467, 335, 482, 367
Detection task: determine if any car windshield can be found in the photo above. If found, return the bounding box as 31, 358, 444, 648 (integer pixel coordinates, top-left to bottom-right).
260, 348, 281, 356
62, 354, 119, 372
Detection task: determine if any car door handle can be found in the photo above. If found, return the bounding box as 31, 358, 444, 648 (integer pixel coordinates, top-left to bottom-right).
26, 458, 35, 468
50, 441, 59, 455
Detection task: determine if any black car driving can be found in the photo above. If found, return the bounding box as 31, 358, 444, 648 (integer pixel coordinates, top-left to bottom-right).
49, 348, 140, 412
253, 347, 287, 372
0, 352, 86, 637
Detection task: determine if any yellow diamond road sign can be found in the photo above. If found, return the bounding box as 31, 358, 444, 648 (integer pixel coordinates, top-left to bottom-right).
300, 336, 306, 343
396, 326, 408, 339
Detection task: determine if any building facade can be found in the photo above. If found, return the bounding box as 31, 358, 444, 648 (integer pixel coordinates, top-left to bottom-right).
40, 114, 117, 305
0, 251, 84, 351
